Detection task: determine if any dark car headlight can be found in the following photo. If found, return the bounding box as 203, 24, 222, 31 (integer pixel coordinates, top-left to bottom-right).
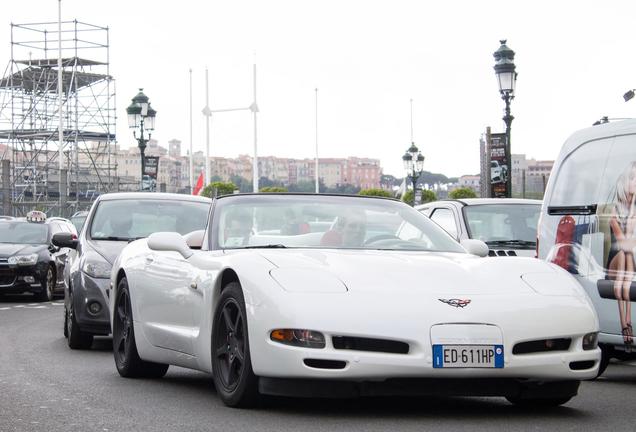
82, 254, 112, 279
8, 253, 38, 265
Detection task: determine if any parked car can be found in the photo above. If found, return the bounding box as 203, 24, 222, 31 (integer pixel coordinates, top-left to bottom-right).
416, 198, 541, 257
0, 211, 75, 301
52, 192, 211, 349
110, 193, 598, 408
537, 119, 636, 376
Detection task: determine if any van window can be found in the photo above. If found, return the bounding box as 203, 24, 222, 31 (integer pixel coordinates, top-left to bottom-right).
549, 137, 613, 207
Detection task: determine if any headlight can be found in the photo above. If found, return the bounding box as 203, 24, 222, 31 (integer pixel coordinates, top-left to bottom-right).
82, 254, 112, 279
8, 254, 38, 265
582, 332, 598, 351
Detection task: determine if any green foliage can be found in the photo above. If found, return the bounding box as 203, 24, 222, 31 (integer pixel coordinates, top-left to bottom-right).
201, 181, 237, 198
420, 189, 437, 203
402, 190, 414, 205
449, 187, 478, 199
359, 188, 392, 198
260, 186, 288, 192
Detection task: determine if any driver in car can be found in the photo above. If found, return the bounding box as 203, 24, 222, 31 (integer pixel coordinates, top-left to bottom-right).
320, 209, 366, 247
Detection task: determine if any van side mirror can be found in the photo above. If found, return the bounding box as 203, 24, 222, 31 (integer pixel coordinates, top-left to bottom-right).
52, 232, 78, 249
147, 232, 193, 259
460, 239, 489, 257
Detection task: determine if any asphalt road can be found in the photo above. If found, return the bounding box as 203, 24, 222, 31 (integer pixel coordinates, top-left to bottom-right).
1, 294, 636, 432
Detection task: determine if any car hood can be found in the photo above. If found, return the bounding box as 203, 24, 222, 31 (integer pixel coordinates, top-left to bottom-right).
0, 243, 46, 257
257, 249, 559, 296
87, 239, 129, 264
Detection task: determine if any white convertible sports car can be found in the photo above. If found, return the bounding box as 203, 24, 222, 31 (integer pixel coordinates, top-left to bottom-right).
109, 193, 600, 408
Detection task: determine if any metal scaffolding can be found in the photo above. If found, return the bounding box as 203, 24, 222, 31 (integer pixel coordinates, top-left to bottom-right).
0, 20, 116, 216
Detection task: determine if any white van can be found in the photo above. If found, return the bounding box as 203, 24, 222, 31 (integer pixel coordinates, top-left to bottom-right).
538, 119, 636, 376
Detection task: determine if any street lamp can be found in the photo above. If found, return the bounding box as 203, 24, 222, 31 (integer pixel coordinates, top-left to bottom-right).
402, 142, 424, 206
493, 40, 517, 198
126, 88, 157, 190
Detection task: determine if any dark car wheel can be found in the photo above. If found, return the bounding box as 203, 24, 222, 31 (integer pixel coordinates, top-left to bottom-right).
66, 292, 94, 349
212, 282, 259, 408
596, 344, 613, 378
34, 266, 55, 302
113, 277, 169, 378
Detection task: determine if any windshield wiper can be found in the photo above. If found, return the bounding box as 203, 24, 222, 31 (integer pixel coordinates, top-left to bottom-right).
92, 236, 134, 241
485, 239, 536, 247
241, 244, 287, 249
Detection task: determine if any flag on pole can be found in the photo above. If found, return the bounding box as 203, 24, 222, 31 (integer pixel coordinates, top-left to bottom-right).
193, 171, 204, 196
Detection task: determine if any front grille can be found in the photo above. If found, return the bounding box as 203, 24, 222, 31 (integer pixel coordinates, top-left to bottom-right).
0, 269, 16, 286
488, 249, 517, 257
512, 338, 571, 355
303, 359, 347, 369
570, 360, 595, 370
332, 336, 410, 354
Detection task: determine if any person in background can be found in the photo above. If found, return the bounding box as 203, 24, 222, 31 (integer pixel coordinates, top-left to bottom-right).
320, 209, 366, 247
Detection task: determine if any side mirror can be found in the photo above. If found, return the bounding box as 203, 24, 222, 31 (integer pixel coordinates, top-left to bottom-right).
460, 239, 489, 257
183, 230, 205, 249
147, 232, 193, 259
52, 232, 78, 249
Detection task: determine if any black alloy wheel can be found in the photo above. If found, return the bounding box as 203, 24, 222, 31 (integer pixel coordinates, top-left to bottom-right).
35, 266, 55, 302
212, 282, 258, 407
66, 291, 93, 349
113, 277, 169, 378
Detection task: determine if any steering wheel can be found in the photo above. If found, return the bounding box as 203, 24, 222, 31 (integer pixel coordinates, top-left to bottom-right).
364, 234, 400, 245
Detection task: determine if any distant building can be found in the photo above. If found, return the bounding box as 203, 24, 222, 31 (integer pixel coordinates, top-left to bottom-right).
511, 154, 553, 197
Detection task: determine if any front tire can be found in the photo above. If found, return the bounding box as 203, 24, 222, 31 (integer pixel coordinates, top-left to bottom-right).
113, 277, 168, 378
212, 282, 259, 408
596, 345, 612, 378
34, 266, 55, 302
66, 292, 94, 349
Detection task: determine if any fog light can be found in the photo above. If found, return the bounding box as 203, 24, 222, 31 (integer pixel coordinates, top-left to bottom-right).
582, 332, 598, 350
23, 276, 35, 283
87, 301, 102, 315
270, 329, 326, 348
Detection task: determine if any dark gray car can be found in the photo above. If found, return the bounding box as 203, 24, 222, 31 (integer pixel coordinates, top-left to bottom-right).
53, 192, 211, 349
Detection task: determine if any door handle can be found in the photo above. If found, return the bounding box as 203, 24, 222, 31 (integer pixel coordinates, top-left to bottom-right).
145, 256, 154, 264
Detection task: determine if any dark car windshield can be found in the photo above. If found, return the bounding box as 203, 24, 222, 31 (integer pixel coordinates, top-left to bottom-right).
463, 204, 540, 245
90, 199, 210, 240
0, 221, 48, 244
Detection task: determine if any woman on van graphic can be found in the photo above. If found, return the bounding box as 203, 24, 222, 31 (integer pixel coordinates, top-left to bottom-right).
607, 161, 636, 345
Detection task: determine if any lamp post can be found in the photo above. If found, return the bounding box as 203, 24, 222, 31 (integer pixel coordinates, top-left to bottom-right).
126, 89, 157, 191
493, 40, 517, 198
402, 142, 424, 206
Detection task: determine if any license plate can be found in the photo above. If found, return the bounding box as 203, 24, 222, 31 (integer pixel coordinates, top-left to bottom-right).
433, 344, 504, 368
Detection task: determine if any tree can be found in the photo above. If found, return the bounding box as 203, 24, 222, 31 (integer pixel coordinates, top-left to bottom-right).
260, 186, 288, 192
402, 190, 414, 206
358, 188, 392, 198
449, 187, 477, 199
201, 181, 237, 198
421, 189, 437, 203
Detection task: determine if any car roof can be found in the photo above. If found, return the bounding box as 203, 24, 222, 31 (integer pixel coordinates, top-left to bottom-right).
214, 192, 399, 201
416, 198, 541, 209
560, 118, 636, 156
96, 192, 212, 203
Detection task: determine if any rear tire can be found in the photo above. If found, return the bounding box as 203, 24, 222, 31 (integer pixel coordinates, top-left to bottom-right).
113, 277, 169, 378
596, 345, 612, 378
212, 282, 259, 408
66, 292, 94, 349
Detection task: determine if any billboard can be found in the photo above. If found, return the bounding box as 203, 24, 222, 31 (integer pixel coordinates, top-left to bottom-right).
489, 133, 509, 198
142, 156, 159, 192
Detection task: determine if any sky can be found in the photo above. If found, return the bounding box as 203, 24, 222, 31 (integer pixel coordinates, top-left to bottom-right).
2, 0, 636, 179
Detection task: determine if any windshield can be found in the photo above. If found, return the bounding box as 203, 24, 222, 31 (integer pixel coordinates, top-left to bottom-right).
212, 195, 465, 252
0, 221, 48, 244
90, 199, 210, 240
71, 214, 87, 232
463, 204, 540, 246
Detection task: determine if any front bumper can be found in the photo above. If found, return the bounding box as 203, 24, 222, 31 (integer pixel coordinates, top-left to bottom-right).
0, 263, 47, 294
70, 271, 111, 335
